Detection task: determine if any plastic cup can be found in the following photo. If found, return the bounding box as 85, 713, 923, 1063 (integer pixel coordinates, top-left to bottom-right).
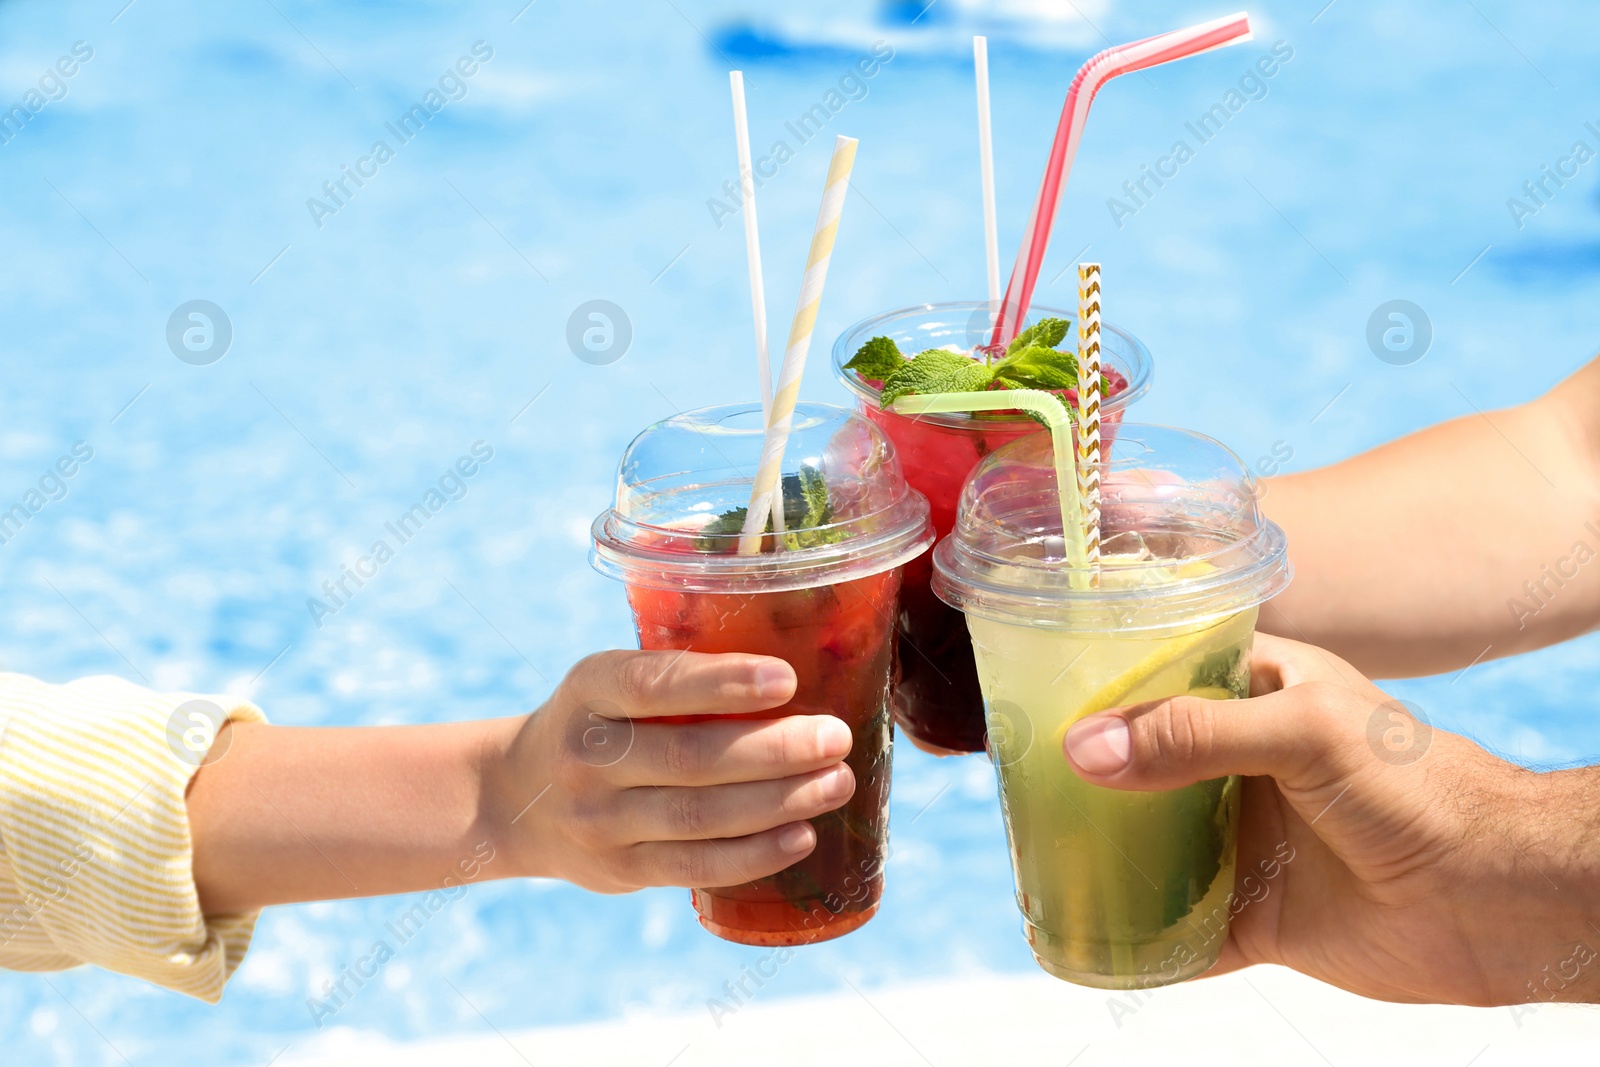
931, 424, 1290, 989
591, 402, 932, 946
832, 300, 1152, 754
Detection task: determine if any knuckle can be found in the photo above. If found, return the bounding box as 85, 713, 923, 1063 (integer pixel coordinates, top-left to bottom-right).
551, 740, 588, 787
1151, 695, 1216, 767
672, 848, 709, 887
614, 654, 655, 706
567, 795, 614, 848
672, 791, 707, 836
767, 719, 804, 769
1299, 681, 1356, 735
568, 651, 614, 694
1298, 680, 1344, 713
658, 728, 702, 778
1276, 681, 1360, 776
611, 845, 650, 888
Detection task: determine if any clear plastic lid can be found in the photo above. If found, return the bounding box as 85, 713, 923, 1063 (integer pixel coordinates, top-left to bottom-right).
831, 300, 1152, 429
592, 402, 933, 593
932, 424, 1291, 633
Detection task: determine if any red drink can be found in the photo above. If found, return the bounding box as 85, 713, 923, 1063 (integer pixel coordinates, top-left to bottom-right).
832, 302, 1152, 754
627, 569, 900, 945
592, 402, 933, 946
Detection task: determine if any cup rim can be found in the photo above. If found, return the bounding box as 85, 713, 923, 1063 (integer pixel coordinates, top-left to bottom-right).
830, 299, 1153, 430
590, 402, 935, 594
928, 422, 1292, 632
931, 526, 1292, 633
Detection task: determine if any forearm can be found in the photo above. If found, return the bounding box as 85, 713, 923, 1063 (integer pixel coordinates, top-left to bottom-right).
1261, 357, 1600, 677
186, 719, 521, 913
1483, 764, 1600, 1004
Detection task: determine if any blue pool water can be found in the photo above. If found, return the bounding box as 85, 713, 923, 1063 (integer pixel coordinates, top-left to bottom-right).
1, 0, 1597, 1062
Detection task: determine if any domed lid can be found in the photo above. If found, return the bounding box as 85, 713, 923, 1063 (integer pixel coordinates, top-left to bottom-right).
932, 423, 1290, 632
592, 402, 933, 593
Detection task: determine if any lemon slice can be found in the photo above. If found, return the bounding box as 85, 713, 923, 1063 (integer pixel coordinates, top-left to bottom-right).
1076, 621, 1229, 712
1049, 620, 1232, 752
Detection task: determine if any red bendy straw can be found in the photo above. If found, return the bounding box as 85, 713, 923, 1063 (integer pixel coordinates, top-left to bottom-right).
988, 12, 1253, 351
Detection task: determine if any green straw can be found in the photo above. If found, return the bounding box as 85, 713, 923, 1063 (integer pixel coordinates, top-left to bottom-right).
891, 389, 1089, 590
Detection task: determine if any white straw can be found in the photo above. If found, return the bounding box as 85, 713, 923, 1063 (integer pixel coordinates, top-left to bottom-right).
730, 71, 784, 533
730, 72, 772, 413
738, 136, 859, 554
974, 36, 1001, 310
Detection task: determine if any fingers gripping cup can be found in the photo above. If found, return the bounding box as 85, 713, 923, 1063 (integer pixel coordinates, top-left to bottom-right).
833, 301, 1152, 754
592, 402, 933, 946
932, 424, 1290, 988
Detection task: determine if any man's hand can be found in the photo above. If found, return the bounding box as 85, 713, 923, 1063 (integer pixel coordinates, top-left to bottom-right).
487, 650, 856, 893
1063, 632, 1600, 1006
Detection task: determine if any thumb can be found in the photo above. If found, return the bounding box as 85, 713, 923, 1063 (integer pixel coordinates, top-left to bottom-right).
1063, 683, 1351, 792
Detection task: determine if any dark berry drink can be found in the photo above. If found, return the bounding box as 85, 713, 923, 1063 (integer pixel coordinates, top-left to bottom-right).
832, 302, 1151, 755
863, 393, 1126, 753
861, 408, 1034, 752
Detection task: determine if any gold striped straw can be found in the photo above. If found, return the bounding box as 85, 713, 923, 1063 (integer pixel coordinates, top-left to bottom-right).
738, 135, 858, 554
1076, 262, 1102, 579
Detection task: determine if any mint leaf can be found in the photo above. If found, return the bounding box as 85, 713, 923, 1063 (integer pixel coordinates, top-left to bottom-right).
1006, 317, 1070, 355
1160, 774, 1232, 927
879, 348, 996, 406
695, 505, 749, 549
892, 348, 972, 377
843, 336, 905, 381
1190, 647, 1249, 698
993, 344, 1078, 390
798, 466, 830, 530
699, 467, 846, 552
784, 466, 844, 548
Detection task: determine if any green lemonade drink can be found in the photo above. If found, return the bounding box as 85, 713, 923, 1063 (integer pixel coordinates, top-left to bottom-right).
933, 425, 1290, 989
970, 593, 1255, 985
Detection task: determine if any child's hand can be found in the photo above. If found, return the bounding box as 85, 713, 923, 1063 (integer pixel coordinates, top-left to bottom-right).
486, 651, 855, 893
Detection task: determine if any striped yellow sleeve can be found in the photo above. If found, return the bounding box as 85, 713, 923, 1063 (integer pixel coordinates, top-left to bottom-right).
0, 672, 267, 1003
